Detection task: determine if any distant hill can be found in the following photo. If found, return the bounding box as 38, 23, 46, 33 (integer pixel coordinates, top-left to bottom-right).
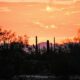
38, 42, 54, 49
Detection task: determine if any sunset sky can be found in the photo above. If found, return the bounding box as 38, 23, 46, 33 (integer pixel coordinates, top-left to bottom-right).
0, 0, 80, 44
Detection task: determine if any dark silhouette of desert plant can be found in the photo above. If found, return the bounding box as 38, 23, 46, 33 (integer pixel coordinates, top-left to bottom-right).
46, 40, 50, 53
73, 29, 80, 43
53, 37, 56, 53
0, 28, 16, 44
35, 36, 38, 54
23, 35, 29, 46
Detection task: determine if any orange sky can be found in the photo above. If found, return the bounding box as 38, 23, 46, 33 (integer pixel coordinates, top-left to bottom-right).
0, 1, 80, 44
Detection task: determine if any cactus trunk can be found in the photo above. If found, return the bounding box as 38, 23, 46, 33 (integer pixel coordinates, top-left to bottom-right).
47, 40, 50, 53
35, 36, 38, 54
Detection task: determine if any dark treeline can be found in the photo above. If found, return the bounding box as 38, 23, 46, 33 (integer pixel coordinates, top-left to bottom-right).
0, 28, 80, 79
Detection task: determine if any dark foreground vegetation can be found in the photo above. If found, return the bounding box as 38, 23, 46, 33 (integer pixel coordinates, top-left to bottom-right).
0, 28, 80, 80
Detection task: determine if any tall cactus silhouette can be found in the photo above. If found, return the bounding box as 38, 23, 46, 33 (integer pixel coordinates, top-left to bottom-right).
51, 43, 53, 52
47, 40, 50, 53
54, 37, 55, 52
35, 36, 38, 53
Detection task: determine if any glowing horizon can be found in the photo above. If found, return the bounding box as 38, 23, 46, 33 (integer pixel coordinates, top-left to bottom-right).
0, 1, 80, 44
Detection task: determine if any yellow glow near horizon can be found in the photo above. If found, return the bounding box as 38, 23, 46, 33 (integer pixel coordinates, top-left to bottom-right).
0, 2, 80, 44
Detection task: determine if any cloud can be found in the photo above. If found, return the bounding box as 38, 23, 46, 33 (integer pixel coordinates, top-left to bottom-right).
33, 21, 44, 27
0, 0, 48, 2
53, 0, 79, 5
65, 11, 80, 15
33, 21, 57, 29
45, 25, 57, 29
0, 0, 78, 3
53, 0, 77, 4
0, 7, 11, 12
44, 6, 64, 12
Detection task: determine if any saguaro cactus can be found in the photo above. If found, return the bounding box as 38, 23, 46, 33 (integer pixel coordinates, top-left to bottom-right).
35, 36, 38, 53
51, 43, 53, 52
47, 40, 50, 53
54, 37, 55, 52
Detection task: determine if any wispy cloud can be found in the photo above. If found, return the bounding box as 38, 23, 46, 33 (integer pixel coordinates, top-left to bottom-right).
33, 21, 57, 29
0, 7, 11, 12
53, 0, 77, 4
45, 25, 57, 29
33, 21, 44, 27
65, 11, 80, 15
0, 0, 78, 3
43, 6, 64, 12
